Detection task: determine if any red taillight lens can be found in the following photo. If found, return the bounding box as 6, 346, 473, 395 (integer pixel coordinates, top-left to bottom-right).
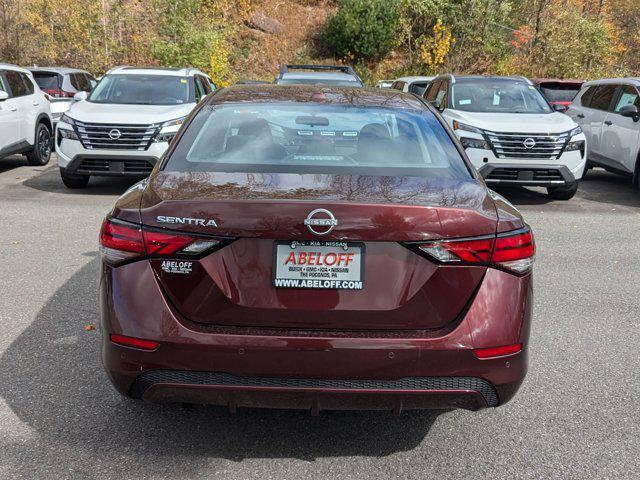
99, 218, 225, 265
416, 237, 494, 265
110, 334, 159, 351
409, 227, 535, 275
44, 89, 75, 98
474, 343, 522, 359
492, 229, 535, 274
100, 219, 144, 264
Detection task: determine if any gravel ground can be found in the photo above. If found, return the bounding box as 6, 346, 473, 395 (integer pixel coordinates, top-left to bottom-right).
0, 156, 638, 479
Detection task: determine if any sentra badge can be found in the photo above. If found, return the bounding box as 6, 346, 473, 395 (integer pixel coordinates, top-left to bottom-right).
156, 216, 218, 227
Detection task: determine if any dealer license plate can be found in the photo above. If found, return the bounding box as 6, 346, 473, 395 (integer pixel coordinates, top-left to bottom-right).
273, 241, 364, 290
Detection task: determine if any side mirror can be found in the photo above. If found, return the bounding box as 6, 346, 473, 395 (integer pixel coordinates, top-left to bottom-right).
429, 99, 441, 109
0, 90, 8, 101
73, 91, 88, 102
210, 82, 217, 91
553, 104, 568, 113
619, 104, 639, 121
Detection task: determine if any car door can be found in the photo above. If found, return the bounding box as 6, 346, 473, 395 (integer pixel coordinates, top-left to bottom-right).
582, 84, 618, 165
601, 84, 640, 173
2, 70, 34, 146
0, 71, 21, 152
566, 85, 595, 144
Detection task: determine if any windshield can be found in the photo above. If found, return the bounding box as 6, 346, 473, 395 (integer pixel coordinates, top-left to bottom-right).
89, 74, 191, 105
451, 78, 552, 113
165, 103, 470, 179
539, 84, 581, 103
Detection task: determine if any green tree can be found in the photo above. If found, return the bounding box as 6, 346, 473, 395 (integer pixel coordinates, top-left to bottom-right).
325, 0, 400, 62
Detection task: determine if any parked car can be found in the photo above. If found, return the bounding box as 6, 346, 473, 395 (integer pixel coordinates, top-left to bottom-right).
29, 67, 97, 125
566, 78, 640, 187
424, 75, 587, 200
0, 63, 53, 165
390, 76, 435, 96
375, 80, 393, 89
99, 84, 535, 412
55, 66, 213, 188
275, 64, 363, 87
531, 78, 583, 108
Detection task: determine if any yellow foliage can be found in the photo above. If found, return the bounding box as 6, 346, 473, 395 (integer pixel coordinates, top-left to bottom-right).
208, 35, 233, 87
418, 19, 453, 69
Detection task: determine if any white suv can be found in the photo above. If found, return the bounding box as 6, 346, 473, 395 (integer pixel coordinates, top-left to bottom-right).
566, 78, 640, 188
0, 64, 53, 166
424, 75, 587, 200
55, 66, 213, 188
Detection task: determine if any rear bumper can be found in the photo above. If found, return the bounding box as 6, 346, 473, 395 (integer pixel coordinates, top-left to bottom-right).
101, 262, 532, 412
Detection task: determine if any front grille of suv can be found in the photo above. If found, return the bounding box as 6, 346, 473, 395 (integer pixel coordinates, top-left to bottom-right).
75, 121, 161, 151
485, 131, 569, 160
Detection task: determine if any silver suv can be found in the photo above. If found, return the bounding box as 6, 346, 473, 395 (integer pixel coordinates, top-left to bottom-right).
566, 78, 640, 188
55, 66, 213, 188
275, 65, 363, 87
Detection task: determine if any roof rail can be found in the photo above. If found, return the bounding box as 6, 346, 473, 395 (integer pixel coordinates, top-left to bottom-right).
105, 65, 131, 74
277, 64, 361, 80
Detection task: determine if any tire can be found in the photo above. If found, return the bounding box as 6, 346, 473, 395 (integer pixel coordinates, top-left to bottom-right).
60, 167, 90, 189
25, 122, 52, 166
547, 183, 578, 200
633, 157, 640, 190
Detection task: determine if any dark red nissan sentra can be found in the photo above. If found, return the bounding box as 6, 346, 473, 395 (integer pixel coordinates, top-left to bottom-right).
100, 85, 534, 413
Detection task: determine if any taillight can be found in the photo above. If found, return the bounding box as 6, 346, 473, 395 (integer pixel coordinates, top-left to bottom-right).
406, 227, 535, 275
44, 89, 75, 98
492, 228, 535, 274
99, 218, 229, 265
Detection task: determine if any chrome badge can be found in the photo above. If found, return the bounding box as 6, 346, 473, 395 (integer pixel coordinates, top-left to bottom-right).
304, 208, 338, 235
156, 216, 218, 227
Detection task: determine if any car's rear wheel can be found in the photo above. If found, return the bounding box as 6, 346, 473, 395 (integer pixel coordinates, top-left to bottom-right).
547, 183, 578, 200
60, 167, 90, 188
25, 123, 52, 166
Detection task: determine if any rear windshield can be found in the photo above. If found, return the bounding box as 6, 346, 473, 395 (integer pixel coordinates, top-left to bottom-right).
539, 83, 581, 103
88, 74, 191, 105
32, 72, 60, 90
451, 78, 552, 113
164, 103, 471, 179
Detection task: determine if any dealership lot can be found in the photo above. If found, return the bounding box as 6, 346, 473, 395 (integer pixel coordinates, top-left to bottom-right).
0, 156, 638, 479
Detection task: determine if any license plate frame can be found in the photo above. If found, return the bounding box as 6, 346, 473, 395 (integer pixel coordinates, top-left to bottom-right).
272, 240, 365, 290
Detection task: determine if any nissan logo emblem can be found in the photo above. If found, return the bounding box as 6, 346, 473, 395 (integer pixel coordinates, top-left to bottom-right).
304, 208, 338, 235
523, 137, 536, 149
108, 129, 122, 140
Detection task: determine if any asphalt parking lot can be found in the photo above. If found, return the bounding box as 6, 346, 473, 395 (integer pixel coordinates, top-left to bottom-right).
1, 155, 639, 479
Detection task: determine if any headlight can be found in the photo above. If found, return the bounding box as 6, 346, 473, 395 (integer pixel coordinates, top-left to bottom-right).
58, 128, 79, 141
60, 114, 75, 126
565, 139, 585, 154
569, 126, 582, 137
453, 120, 484, 134
153, 117, 186, 143
460, 137, 491, 150
160, 117, 186, 128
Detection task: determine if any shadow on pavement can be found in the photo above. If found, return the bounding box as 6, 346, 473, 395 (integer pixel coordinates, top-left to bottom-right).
22, 165, 141, 196
494, 169, 640, 209
0, 257, 442, 478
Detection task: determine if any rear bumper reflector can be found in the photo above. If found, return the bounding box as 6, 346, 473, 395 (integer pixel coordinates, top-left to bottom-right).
110, 334, 160, 351
473, 343, 522, 359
